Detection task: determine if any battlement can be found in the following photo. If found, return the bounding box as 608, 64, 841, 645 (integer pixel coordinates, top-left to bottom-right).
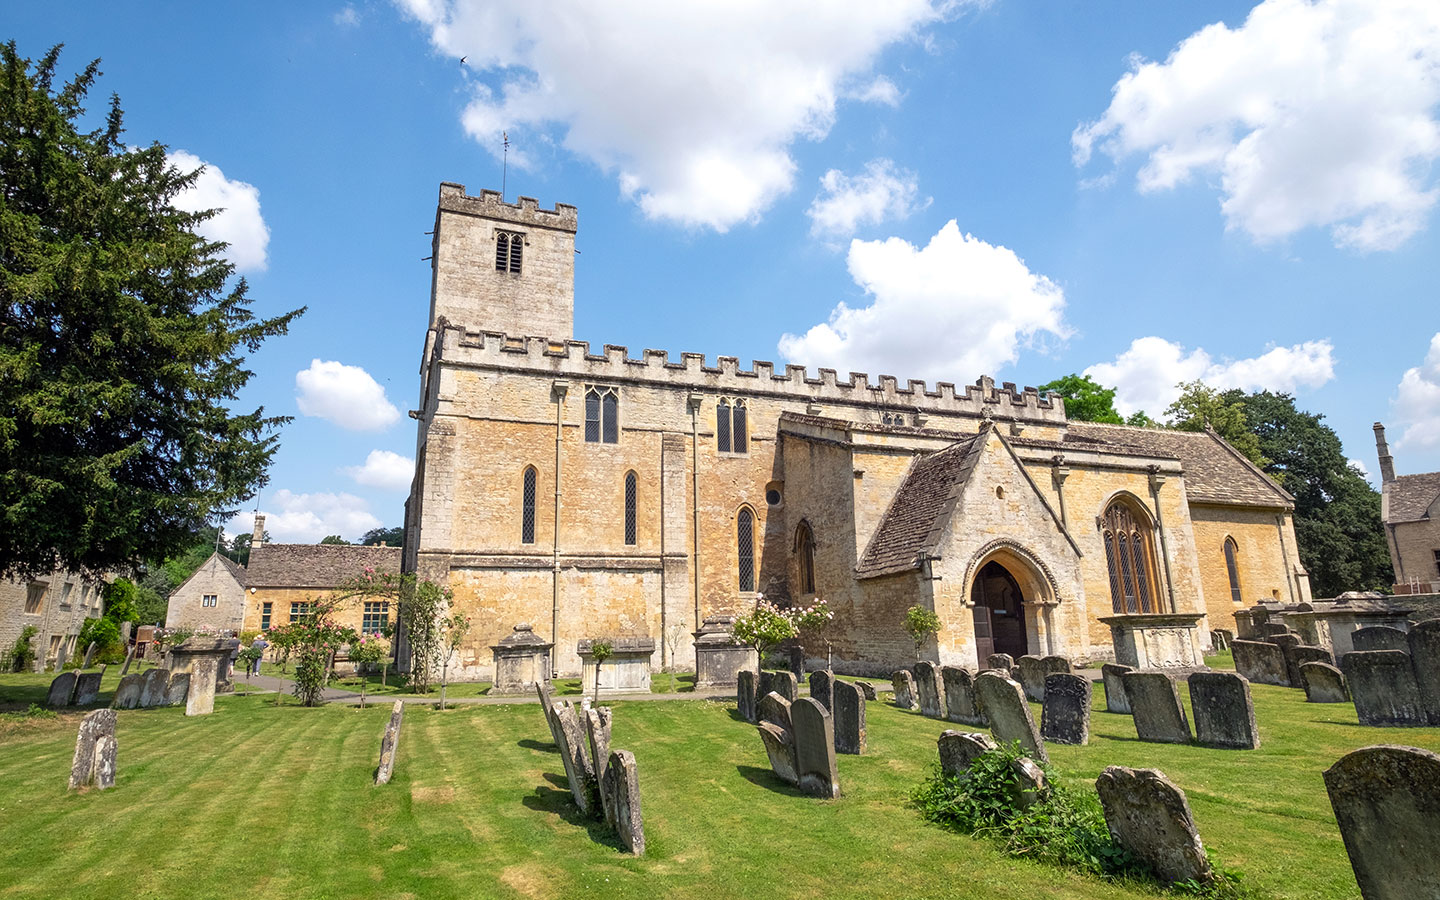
437, 183, 579, 232
431, 322, 1067, 422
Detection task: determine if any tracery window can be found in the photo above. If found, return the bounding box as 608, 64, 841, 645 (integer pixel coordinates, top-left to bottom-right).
495, 230, 523, 273
1100, 499, 1160, 613
522, 466, 538, 544
1224, 538, 1243, 604
585, 387, 619, 444
717, 399, 747, 453
624, 471, 638, 546
737, 508, 756, 593
794, 521, 816, 595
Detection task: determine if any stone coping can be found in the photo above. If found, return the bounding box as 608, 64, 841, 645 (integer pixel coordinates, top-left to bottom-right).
577, 637, 656, 655
1099, 613, 1205, 627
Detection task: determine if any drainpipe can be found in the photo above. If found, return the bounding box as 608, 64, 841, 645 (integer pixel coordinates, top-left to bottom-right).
1147, 467, 1178, 613
688, 394, 702, 631
551, 380, 568, 676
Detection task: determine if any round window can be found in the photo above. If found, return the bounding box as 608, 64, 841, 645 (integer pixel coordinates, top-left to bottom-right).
766, 489, 782, 506
995, 486, 1006, 499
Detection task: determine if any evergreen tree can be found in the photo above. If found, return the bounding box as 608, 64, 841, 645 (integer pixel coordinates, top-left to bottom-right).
361, 526, 404, 547
0, 44, 303, 580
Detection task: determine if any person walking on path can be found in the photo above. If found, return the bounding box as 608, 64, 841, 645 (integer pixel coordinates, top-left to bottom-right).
249, 636, 269, 677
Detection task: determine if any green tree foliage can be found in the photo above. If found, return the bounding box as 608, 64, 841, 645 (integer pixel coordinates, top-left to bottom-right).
361, 526, 404, 547
76, 616, 122, 664
1164, 381, 1267, 468
1036, 374, 1123, 424
101, 578, 139, 625
0, 44, 303, 581
320, 535, 351, 545
903, 605, 942, 659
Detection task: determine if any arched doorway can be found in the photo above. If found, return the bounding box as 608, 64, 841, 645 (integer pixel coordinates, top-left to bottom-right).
971, 560, 1027, 660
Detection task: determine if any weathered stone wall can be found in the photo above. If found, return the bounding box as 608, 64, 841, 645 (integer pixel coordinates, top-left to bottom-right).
243, 586, 377, 637
166, 556, 246, 632
1189, 505, 1306, 641
0, 572, 104, 668
1389, 518, 1440, 589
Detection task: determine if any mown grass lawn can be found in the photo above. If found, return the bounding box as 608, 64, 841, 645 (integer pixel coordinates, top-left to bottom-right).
1, 667, 1436, 900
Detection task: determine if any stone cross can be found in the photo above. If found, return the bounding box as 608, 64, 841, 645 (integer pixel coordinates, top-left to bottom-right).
1040, 673, 1091, 745
941, 665, 985, 727
69, 708, 118, 791
375, 700, 405, 785
1187, 672, 1258, 750
1324, 744, 1440, 900
1095, 766, 1212, 886
973, 672, 1047, 763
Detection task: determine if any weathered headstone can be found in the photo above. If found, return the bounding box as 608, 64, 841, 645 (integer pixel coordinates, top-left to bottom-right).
1262, 623, 1294, 640
757, 670, 775, 701
111, 673, 143, 710
914, 661, 946, 719
585, 706, 613, 820
1101, 663, 1134, 714
757, 691, 792, 732
47, 672, 77, 708
769, 670, 798, 703
1040, 673, 1091, 745
73, 671, 102, 706
552, 702, 597, 816
164, 672, 191, 706
1343, 650, 1425, 727
82, 641, 97, 669
791, 697, 840, 799
986, 653, 1014, 674
1123, 672, 1192, 744
831, 679, 867, 755
891, 669, 917, 710
1231, 639, 1289, 687
69, 708, 118, 791
786, 645, 804, 683
851, 680, 877, 701
185, 657, 218, 716
1016, 655, 1046, 701
1096, 766, 1212, 886
537, 681, 562, 746
55, 640, 71, 673
973, 672, 1047, 763
1352, 626, 1409, 653
138, 667, 170, 708
602, 749, 645, 855
1187, 671, 1258, 750
808, 669, 834, 713
374, 700, 404, 785
1010, 757, 1050, 809
1270, 634, 1301, 684
1323, 744, 1440, 900
1300, 661, 1349, 703
937, 730, 996, 779
736, 670, 758, 723
118, 642, 136, 677
1407, 619, 1440, 726
756, 720, 799, 786
1286, 645, 1334, 689
1040, 655, 1072, 677
941, 666, 985, 726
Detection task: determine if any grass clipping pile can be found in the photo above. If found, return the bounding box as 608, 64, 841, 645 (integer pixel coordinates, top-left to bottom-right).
910, 742, 1260, 899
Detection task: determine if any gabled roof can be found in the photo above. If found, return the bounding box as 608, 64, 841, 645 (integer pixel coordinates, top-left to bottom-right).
1388, 472, 1440, 523
175, 552, 247, 593
855, 434, 984, 579
245, 544, 402, 589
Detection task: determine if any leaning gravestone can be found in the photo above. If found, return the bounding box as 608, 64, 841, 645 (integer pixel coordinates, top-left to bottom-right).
1187, 672, 1258, 750
138, 667, 170, 708
1300, 662, 1349, 703
118, 643, 136, 678
74, 671, 102, 706
164, 673, 191, 707
851, 680, 877, 701
1010, 757, 1050, 809
111, 673, 143, 710
1352, 626, 1409, 653
808, 669, 834, 713
1231, 639, 1289, 687
791, 697, 840, 799
82, 641, 97, 669
585, 707, 613, 820
1271, 634, 1301, 684
1016, 655, 1046, 701
831, 679, 867, 755
185, 658, 218, 716
47, 672, 77, 708
55, 641, 71, 673
553, 702, 598, 816
1323, 744, 1440, 900
1040, 673, 1091, 745
603, 749, 645, 856
891, 669, 917, 710
757, 691, 793, 732
757, 719, 799, 786
973, 672, 1047, 763
737, 670, 759, 723
941, 666, 986, 726
1287, 645, 1334, 689
69, 708, 118, 791
757, 670, 775, 701
1123, 672, 1192, 744
1095, 766, 1212, 886
937, 730, 997, 779
986, 653, 1014, 675
1343, 650, 1426, 727
1040, 655, 1072, 678
769, 670, 798, 703
1102, 663, 1134, 714
1408, 619, 1440, 726
914, 661, 946, 719
374, 700, 405, 785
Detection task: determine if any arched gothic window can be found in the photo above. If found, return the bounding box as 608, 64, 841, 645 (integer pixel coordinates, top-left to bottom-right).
624, 471, 638, 546
794, 521, 815, 595
495, 231, 523, 273
585, 387, 619, 444
1100, 499, 1160, 613
717, 399, 748, 453
737, 508, 756, 593
521, 466, 537, 544
1223, 537, 1243, 604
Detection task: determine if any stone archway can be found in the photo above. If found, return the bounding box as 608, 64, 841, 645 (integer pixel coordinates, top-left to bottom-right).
970, 560, 1027, 659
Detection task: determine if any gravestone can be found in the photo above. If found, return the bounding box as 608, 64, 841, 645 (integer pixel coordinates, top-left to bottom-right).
851, 680, 877, 701
47, 672, 77, 708
786, 645, 804, 683
736, 670, 759, 723
69, 708, 118, 791
1010, 757, 1050, 809
769, 670, 798, 703
585, 707, 613, 820
891, 669, 917, 710
1123, 672, 1192, 744
553, 702, 598, 816
185, 657, 218, 716
831, 679, 867, 755
138, 667, 170, 708
1343, 650, 1425, 727
1102, 663, 1134, 714
986, 653, 1014, 674
973, 672, 1047, 763
374, 700, 405, 785
757, 670, 775, 701
1187, 672, 1258, 750
112, 673, 143, 710
1300, 662, 1349, 703
82, 641, 97, 669
118, 643, 136, 677
937, 730, 997, 779
1287, 645, 1334, 689
1095, 766, 1212, 886
1407, 619, 1440, 725
164, 673, 191, 707
914, 661, 946, 719
1271, 634, 1301, 684
1212, 629, 1233, 651
791, 697, 840, 799
1323, 744, 1440, 900
1016, 655, 1046, 701
1352, 626, 1409, 653
1231, 639, 1289, 687
602, 749, 645, 855
941, 666, 985, 726
808, 669, 834, 713
756, 721, 799, 786
55, 641, 71, 672
1040, 655, 1072, 678
536, 682, 563, 747
1262, 623, 1293, 640
74, 671, 102, 706
1040, 673, 1091, 745
757, 691, 793, 732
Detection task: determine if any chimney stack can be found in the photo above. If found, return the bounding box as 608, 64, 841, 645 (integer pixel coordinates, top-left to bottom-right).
1373, 423, 1396, 484
252, 514, 267, 549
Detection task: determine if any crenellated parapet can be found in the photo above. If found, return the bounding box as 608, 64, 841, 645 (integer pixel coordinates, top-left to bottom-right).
437, 183, 578, 232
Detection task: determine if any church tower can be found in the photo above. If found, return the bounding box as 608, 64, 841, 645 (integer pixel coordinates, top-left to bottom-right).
427, 183, 578, 339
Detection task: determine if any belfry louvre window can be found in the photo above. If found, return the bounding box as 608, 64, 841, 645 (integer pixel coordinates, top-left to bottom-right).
624, 471, 638, 546
795, 521, 816, 595
1224, 538, 1243, 604
522, 467, 538, 544
717, 399, 748, 453
495, 230, 523, 273
585, 387, 619, 444
737, 508, 756, 593
1100, 500, 1160, 613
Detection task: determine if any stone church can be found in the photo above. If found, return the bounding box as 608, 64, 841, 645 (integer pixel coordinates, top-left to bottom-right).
404, 183, 1310, 679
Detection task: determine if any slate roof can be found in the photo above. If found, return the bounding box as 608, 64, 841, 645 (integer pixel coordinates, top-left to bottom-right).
1388, 472, 1440, 523
855, 434, 984, 579
177, 552, 247, 592
1066, 422, 1293, 508
245, 544, 402, 589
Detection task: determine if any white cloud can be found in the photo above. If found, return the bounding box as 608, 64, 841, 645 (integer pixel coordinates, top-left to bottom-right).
806, 159, 929, 237
398, 0, 962, 230
167, 150, 270, 272
295, 360, 402, 431
1084, 337, 1337, 418
778, 221, 1068, 383
1393, 332, 1440, 449
334, 5, 360, 26
1349, 458, 1370, 478
1074, 0, 1440, 251
231, 491, 383, 544
849, 75, 903, 107
344, 449, 416, 491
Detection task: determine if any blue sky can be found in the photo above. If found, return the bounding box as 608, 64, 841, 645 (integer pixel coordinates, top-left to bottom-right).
7, 0, 1440, 542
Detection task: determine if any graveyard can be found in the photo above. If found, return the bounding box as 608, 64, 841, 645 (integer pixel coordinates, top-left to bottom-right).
2, 660, 1438, 900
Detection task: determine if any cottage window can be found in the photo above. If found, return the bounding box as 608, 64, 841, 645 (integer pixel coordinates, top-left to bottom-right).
717, 399, 748, 453
737, 508, 756, 593
290, 601, 311, 623
1224, 538, 1243, 604
522, 466, 538, 544
60, 583, 73, 606
1100, 500, 1160, 613
362, 601, 390, 633
24, 583, 45, 614
624, 471, 638, 546
495, 230, 523, 273
261, 602, 272, 631
202, 594, 218, 608
585, 387, 619, 444
794, 521, 816, 595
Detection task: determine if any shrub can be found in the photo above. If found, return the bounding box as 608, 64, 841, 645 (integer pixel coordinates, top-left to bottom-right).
76, 617, 123, 664
101, 579, 139, 625
10, 626, 38, 672
903, 605, 942, 659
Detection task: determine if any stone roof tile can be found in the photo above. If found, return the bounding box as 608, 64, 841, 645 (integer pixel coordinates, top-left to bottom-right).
1389, 472, 1440, 523
856, 434, 984, 579
245, 544, 402, 589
